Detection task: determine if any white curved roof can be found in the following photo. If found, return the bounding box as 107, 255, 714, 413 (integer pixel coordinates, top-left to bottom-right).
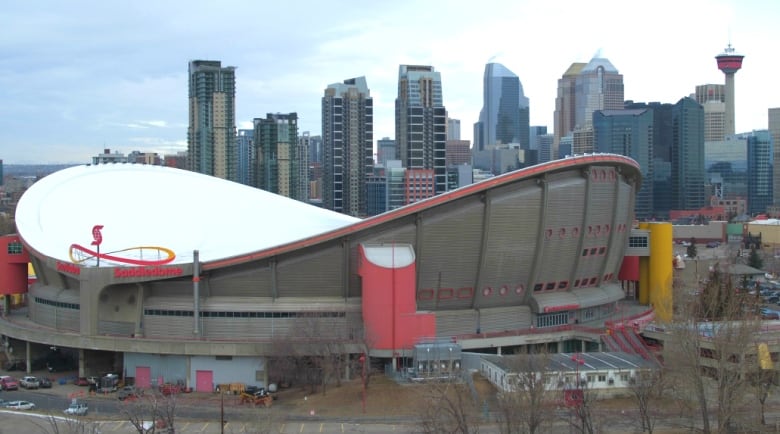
15, 164, 360, 266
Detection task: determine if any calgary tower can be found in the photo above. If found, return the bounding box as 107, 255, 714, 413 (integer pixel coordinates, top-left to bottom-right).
715, 43, 744, 136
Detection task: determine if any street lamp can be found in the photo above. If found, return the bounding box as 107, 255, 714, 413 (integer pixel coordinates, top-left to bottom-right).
359, 353, 366, 414
566, 353, 585, 408
426, 347, 431, 376
448, 346, 453, 377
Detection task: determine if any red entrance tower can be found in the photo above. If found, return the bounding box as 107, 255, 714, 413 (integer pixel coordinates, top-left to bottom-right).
715, 43, 744, 137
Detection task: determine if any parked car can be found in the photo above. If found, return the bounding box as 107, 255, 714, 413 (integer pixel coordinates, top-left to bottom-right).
0, 376, 19, 391
5, 400, 35, 410
64, 401, 88, 416
38, 377, 53, 388
706, 241, 720, 248
20, 376, 40, 389
74, 377, 90, 386
118, 385, 140, 401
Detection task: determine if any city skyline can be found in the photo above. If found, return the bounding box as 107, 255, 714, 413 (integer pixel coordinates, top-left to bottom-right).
2, 0, 778, 164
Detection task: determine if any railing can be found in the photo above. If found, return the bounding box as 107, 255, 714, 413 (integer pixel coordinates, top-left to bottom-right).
622, 328, 652, 360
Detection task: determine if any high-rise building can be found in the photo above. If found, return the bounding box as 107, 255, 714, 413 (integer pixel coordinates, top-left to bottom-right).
365, 169, 388, 216
377, 137, 396, 167
553, 63, 586, 157
445, 140, 471, 167
593, 108, 654, 219
575, 57, 624, 131
187, 60, 237, 181
404, 168, 435, 204
715, 44, 744, 137
474, 63, 529, 151
395, 65, 447, 195
705, 134, 748, 201
385, 160, 407, 212
554, 56, 623, 157
769, 108, 780, 205
253, 113, 302, 201
300, 131, 323, 165
236, 129, 254, 186
447, 118, 461, 140
694, 84, 726, 142
92, 148, 127, 165
322, 77, 374, 217
672, 97, 706, 211
747, 130, 773, 215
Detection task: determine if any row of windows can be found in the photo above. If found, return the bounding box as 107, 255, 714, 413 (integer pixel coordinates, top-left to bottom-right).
536, 312, 568, 328
628, 236, 649, 248
7, 242, 23, 255
418, 275, 616, 300
34, 297, 79, 310
142, 310, 347, 318
545, 223, 626, 240
589, 168, 617, 183
582, 246, 608, 257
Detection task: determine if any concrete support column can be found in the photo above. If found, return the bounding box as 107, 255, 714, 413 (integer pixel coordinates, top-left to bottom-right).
26, 341, 31, 374
78, 348, 85, 377
558, 341, 564, 353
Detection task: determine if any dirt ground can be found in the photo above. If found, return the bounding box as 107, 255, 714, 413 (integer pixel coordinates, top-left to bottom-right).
270, 372, 499, 418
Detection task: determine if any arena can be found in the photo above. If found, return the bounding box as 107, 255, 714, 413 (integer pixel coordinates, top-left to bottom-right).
0, 154, 643, 391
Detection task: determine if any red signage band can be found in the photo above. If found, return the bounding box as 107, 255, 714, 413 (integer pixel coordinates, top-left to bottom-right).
57, 261, 81, 275
544, 304, 580, 313
114, 267, 183, 278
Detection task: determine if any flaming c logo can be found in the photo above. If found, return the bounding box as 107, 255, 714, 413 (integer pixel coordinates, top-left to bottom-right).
91, 225, 104, 247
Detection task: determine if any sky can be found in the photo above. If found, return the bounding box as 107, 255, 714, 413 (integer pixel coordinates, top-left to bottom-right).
1, 0, 778, 165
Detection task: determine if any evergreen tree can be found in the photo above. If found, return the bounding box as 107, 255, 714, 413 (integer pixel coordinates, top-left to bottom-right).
748, 247, 764, 271
686, 238, 698, 259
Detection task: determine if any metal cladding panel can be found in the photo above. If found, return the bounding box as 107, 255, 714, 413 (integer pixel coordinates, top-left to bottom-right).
208, 265, 273, 297
98, 320, 134, 336
30, 303, 57, 329
479, 183, 542, 309
416, 198, 484, 310
28, 285, 81, 332
123, 353, 188, 386
479, 306, 533, 333
536, 175, 587, 284
147, 279, 195, 297
144, 297, 195, 309
202, 318, 272, 339
276, 245, 344, 297
530, 291, 580, 313
143, 316, 193, 338
573, 284, 625, 308
435, 310, 478, 336
201, 317, 351, 340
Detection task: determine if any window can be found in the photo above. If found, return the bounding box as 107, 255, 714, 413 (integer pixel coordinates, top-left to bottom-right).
629, 236, 648, 248
7, 242, 23, 255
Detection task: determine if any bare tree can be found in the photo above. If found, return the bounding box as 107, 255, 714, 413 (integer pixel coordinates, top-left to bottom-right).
494, 352, 556, 434
663, 264, 763, 433
417, 379, 481, 434
37, 414, 102, 434
565, 374, 599, 434
120, 389, 177, 433
628, 368, 667, 434
750, 342, 777, 427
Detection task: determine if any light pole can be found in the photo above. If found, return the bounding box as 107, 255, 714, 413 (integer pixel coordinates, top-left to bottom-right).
359, 353, 366, 414
448, 346, 453, 377
427, 347, 431, 376
570, 353, 585, 405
